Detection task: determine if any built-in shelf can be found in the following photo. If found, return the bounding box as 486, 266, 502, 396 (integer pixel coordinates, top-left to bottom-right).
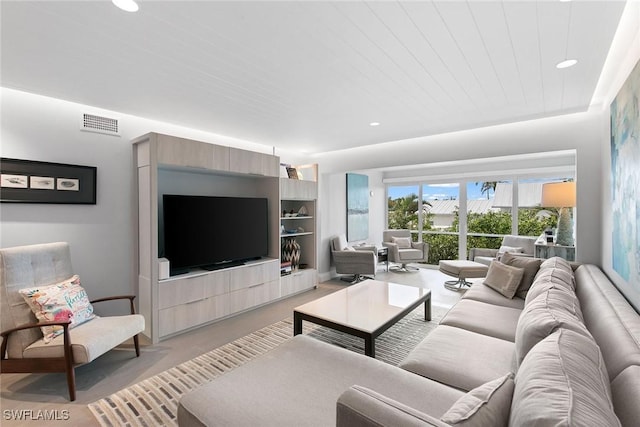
280, 232, 313, 238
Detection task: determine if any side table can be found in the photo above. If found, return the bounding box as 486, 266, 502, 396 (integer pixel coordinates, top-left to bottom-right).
377, 247, 388, 272
534, 243, 575, 262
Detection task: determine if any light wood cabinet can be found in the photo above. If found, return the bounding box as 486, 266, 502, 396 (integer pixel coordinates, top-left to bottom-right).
229, 147, 279, 177
133, 133, 317, 343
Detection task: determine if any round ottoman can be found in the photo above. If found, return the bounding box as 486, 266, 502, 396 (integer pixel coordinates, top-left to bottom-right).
439, 260, 489, 291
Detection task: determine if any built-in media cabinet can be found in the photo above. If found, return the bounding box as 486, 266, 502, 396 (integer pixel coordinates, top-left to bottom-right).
133, 133, 318, 343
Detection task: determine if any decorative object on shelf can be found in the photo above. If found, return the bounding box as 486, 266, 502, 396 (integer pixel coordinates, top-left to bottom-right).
541, 182, 576, 247
286, 167, 299, 179
297, 226, 305, 233
298, 205, 308, 216
0, 158, 97, 204
346, 173, 369, 241
281, 237, 301, 270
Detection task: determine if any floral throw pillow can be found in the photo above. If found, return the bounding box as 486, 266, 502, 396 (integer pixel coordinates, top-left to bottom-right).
19, 275, 96, 343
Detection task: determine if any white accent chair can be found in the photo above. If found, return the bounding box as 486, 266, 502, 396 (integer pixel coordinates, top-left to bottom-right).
468, 235, 537, 266
382, 230, 429, 272
0, 242, 145, 401
330, 235, 377, 283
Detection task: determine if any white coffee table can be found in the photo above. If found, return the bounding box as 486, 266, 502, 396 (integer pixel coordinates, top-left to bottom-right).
293, 279, 431, 358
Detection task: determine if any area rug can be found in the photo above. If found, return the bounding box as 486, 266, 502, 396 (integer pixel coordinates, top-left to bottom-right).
88, 304, 448, 427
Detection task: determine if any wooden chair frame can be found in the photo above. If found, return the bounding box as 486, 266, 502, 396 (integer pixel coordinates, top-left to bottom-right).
0, 295, 140, 401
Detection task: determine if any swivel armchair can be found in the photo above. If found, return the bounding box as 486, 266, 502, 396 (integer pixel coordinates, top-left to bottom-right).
382, 230, 428, 271
330, 235, 377, 283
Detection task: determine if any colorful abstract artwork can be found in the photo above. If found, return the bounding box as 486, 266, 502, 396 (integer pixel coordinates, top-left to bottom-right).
610, 59, 640, 288
346, 173, 369, 242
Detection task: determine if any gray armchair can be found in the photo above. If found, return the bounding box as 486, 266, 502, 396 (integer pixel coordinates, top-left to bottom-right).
330, 235, 377, 283
469, 235, 537, 266
382, 230, 428, 271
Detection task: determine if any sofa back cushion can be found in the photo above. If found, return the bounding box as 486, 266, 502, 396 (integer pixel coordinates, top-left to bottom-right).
514, 288, 589, 367
538, 256, 573, 274
501, 235, 536, 256
510, 329, 620, 427
525, 267, 575, 305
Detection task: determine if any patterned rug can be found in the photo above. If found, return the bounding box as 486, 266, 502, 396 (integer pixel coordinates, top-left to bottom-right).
88, 304, 448, 427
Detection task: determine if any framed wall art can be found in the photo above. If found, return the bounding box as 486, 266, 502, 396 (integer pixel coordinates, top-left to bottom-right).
0, 158, 97, 204
346, 172, 369, 241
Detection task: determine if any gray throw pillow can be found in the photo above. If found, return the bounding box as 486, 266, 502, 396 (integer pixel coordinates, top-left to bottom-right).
483, 261, 525, 299
441, 372, 514, 426
500, 252, 542, 299
511, 329, 621, 427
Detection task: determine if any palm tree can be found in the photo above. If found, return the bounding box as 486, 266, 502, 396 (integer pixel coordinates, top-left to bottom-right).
475, 181, 497, 199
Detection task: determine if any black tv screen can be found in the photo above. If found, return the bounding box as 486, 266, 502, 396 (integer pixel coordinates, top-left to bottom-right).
163, 195, 269, 274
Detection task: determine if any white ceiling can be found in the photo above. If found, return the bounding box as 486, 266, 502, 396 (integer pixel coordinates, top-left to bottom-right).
0, 1, 626, 154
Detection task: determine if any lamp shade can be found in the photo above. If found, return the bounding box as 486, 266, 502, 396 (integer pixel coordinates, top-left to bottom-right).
541, 182, 576, 208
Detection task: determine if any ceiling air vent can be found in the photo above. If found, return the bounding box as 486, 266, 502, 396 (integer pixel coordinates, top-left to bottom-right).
81, 113, 120, 136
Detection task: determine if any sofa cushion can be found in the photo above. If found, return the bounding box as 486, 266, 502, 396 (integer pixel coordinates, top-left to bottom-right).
400, 325, 515, 392
514, 288, 589, 367
500, 252, 542, 299
510, 329, 621, 427
525, 267, 575, 305
23, 314, 145, 364
18, 275, 96, 343
440, 299, 522, 342
483, 261, 524, 299
461, 282, 525, 310
440, 372, 514, 426
178, 335, 465, 427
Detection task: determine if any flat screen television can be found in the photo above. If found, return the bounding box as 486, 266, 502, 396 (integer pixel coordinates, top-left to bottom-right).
162, 194, 269, 275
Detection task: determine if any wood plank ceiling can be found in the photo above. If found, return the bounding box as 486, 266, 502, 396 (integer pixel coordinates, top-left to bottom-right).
0, 1, 626, 153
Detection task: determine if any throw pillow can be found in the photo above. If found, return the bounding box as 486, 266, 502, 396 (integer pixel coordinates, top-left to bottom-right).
391, 236, 412, 249
500, 252, 542, 299
19, 275, 96, 343
510, 329, 620, 427
514, 288, 589, 367
441, 372, 514, 426
343, 246, 355, 251
483, 261, 525, 299
496, 245, 523, 260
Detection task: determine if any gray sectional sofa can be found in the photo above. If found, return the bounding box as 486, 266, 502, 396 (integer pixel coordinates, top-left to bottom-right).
178, 257, 640, 426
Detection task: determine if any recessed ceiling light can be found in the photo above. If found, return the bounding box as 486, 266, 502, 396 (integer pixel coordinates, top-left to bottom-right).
369, 122, 380, 127
112, 0, 139, 12
556, 59, 577, 69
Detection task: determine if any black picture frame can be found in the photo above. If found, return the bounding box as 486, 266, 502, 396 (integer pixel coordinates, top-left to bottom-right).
0, 158, 97, 204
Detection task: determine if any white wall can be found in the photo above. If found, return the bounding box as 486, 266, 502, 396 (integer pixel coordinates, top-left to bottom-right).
314, 111, 604, 278
0, 88, 279, 315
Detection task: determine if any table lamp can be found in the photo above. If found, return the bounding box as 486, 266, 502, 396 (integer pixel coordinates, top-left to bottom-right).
541, 182, 576, 246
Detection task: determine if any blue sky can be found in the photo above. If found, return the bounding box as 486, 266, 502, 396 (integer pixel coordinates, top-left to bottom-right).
388, 183, 488, 201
